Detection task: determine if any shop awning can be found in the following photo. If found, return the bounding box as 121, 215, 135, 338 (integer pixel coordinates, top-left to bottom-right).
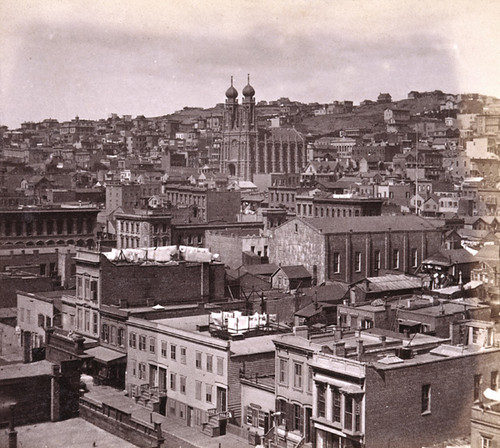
85, 346, 126, 365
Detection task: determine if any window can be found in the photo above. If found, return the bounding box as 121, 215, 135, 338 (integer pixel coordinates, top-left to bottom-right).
138, 363, 146, 380
38, 313, 45, 328
149, 337, 156, 353
85, 310, 90, 332
317, 383, 326, 418
393, 249, 400, 270
491, 371, 498, 391
170, 373, 176, 390
161, 341, 168, 358
354, 398, 362, 432
217, 357, 224, 376
170, 344, 176, 360
421, 384, 431, 414
180, 347, 187, 364
333, 252, 341, 274
474, 374, 482, 401
333, 387, 341, 423
344, 395, 353, 431
84, 278, 90, 299
129, 332, 137, 349
279, 358, 288, 386
293, 404, 302, 431
139, 335, 146, 351
117, 328, 124, 347
206, 354, 213, 373
481, 436, 492, 448
374, 250, 381, 271
180, 375, 186, 394
77, 276, 82, 298
205, 384, 213, 403
110, 326, 116, 345
19, 308, 24, 323
195, 381, 202, 400
196, 351, 202, 369
408, 248, 417, 270
93, 312, 98, 335
293, 362, 303, 390
355, 252, 361, 272
102, 324, 109, 343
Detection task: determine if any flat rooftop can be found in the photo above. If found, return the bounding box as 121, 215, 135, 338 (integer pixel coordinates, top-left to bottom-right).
153, 314, 280, 355
0, 360, 54, 380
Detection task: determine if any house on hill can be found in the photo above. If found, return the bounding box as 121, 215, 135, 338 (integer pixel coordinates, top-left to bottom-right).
377, 93, 392, 104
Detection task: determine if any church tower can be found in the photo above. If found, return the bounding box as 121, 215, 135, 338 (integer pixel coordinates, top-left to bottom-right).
220, 75, 257, 181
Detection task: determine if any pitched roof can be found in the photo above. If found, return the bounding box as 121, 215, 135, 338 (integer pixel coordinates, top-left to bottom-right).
275, 265, 311, 279
475, 244, 499, 262
423, 248, 478, 265
242, 263, 279, 276
354, 274, 422, 293
301, 282, 349, 302
303, 215, 441, 234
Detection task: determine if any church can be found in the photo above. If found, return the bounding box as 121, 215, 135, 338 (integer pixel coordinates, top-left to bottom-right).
220, 76, 306, 181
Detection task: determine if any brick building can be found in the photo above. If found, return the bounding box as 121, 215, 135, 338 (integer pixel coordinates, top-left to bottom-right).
295, 195, 383, 219
270, 216, 444, 285
0, 359, 81, 426
0, 205, 98, 248
159, 186, 241, 223
269, 320, 500, 448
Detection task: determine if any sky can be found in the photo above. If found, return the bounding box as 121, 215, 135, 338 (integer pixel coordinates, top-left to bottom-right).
1, 0, 500, 129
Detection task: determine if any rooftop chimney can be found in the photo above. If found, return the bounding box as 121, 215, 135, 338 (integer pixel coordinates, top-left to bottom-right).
333, 341, 346, 357
357, 339, 364, 359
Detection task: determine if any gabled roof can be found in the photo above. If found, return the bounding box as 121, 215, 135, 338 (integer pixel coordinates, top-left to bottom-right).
423, 248, 478, 266
475, 244, 499, 262
304, 215, 440, 234
306, 160, 339, 173
242, 263, 279, 276
423, 193, 440, 204
301, 282, 349, 303
274, 265, 311, 279
352, 274, 422, 293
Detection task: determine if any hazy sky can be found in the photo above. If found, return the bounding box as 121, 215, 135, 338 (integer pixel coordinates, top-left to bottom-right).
1, 0, 500, 128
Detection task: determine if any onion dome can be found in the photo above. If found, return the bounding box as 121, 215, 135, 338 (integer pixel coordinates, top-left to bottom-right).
225, 76, 238, 99
242, 74, 255, 97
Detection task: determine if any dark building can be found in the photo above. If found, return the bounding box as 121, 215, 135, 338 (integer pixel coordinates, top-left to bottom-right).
271, 216, 444, 284
0, 205, 99, 248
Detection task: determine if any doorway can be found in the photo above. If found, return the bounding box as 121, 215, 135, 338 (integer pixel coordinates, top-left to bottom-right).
149, 364, 157, 387
216, 386, 227, 412
187, 406, 194, 427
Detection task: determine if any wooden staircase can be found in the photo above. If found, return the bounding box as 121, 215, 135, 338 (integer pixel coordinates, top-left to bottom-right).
201, 408, 232, 437
132, 384, 166, 413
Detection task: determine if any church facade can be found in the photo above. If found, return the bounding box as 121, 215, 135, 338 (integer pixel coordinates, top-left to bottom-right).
220, 77, 306, 181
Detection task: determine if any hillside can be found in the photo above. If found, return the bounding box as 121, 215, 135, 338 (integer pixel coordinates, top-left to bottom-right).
296, 94, 446, 135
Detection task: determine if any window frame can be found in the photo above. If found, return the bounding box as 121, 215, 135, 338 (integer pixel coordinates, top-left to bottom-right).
278, 358, 288, 386
354, 251, 362, 273
333, 252, 341, 274
293, 362, 303, 390
421, 384, 431, 414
